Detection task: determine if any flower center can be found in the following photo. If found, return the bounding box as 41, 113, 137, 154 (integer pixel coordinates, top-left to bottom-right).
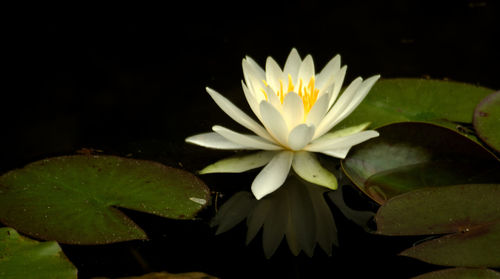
261, 74, 319, 114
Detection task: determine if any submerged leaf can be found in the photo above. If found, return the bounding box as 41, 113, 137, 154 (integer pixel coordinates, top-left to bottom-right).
376, 184, 500, 267
0, 155, 210, 244
0, 227, 77, 279
474, 91, 500, 153
342, 122, 500, 204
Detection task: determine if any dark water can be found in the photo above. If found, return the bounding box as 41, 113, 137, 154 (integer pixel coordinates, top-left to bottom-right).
3, 1, 499, 278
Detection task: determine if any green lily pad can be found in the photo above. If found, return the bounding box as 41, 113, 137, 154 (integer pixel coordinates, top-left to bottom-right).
337, 78, 493, 138
342, 122, 500, 204
474, 91, 500, 153
376, 184, 500, 267
0, 155, 210, 244
412, 268, 500, 279
0, 227, 77, 279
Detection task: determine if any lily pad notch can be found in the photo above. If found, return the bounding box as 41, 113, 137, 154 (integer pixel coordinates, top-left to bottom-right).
0, 155, 210, 245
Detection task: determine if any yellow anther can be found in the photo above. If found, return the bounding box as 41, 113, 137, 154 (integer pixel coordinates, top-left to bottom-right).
287, 74, 294, 92
260, 88, 268, 100
279, 80, 284, 103
261, 75, 319, 114
298, 79, 303, 97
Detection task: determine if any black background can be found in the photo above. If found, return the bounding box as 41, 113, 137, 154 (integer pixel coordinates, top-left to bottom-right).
2, 1, 499, 278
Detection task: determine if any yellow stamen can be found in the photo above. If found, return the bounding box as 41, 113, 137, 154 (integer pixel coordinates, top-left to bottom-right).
287, 74, 294, 92
260, 88, 268, 100
261, 75, 319, 115
298, 79, 303, 97
279, 80, 284, 103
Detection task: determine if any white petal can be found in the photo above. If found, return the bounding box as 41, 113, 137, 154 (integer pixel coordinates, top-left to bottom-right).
283, 48, 302, 81
206, 87, 274, 142
200, 151, 277, 174
283, 92, 304, 129
252, 82, 269, 104
317, 76, 335, 100
243, 56, 265, 81
242, 58, 266, 99
213, 125, 282, 150
314, 77, 363, 139
263, 85, 282, 109
316, 54, 340, 92
265, 57, 283, 92
333, 75, 380, 125
242, 81, 263, 122
306, 130, 379, 152
306, 93, 329, 127
251, 151, 294, 199
297, 55, 315, 84
259, 101, 290, 147
319, 148, 351, 159
185, 132, 247, 150
292, 151, 337, 189
320, 122, 371, 139
287, 124, 315, 151
328, 65, 347, 109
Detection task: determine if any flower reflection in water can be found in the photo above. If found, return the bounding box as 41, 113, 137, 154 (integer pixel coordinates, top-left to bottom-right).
212, 173, 338, 258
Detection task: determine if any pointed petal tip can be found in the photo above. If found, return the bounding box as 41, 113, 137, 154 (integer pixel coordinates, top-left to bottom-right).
205, 86, 217, 95
252, 190, 265, 200
367, 74, 381, 83
250, 151, 293, 200
197, 169, 207, 175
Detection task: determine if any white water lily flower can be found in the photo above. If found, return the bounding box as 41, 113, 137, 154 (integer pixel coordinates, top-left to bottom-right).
186, 49, 380, 199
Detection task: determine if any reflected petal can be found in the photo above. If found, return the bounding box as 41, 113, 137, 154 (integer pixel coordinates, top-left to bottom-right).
211, 192, 257, 235
212, 174, 339, 258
